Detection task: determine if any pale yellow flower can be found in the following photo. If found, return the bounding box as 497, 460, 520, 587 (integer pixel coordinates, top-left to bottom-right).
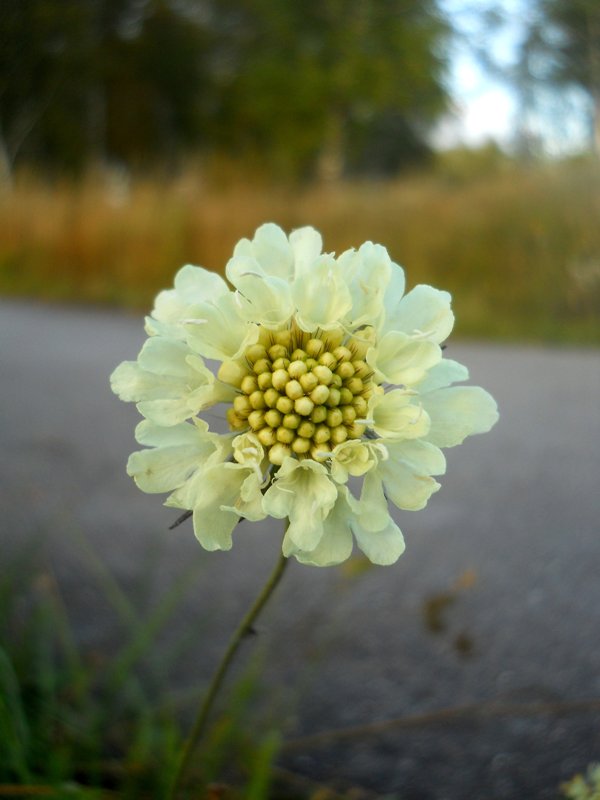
111, 223, 498, 566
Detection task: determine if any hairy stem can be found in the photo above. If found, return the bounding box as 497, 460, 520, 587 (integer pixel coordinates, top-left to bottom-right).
168, 538, 290, 798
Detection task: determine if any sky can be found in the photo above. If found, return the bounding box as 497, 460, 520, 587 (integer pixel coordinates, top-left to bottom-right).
434, 0, 524, 148
434, 0, 592, 152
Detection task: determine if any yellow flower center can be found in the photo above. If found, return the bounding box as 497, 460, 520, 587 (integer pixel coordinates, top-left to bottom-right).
225, 325, 374, 465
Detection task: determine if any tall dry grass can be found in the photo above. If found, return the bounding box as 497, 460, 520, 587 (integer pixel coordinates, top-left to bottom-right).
1, 160, 599, 342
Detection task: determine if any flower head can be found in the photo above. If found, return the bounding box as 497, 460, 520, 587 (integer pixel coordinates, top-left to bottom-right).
111, 223, 498, 566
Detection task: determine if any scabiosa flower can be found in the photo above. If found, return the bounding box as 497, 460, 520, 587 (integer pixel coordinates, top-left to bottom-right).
111, 223, 498, 566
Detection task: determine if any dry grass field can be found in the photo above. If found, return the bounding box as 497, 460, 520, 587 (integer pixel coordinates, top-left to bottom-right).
1, 159, 599, 343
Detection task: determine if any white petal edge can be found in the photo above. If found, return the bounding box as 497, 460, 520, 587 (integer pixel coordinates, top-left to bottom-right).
421, 386, 499, 447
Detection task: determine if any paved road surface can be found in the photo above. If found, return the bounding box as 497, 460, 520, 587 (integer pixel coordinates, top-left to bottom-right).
1, 299, 600, 799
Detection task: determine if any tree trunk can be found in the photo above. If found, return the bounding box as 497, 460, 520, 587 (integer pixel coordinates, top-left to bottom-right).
317, 109, 345, 182
586, 8, 600, 156
0, 117, 14, 190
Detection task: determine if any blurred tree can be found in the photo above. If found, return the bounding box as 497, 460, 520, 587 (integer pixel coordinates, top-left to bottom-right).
520, 0, 600, 154
209, 0, 450, 178
0, 0, 450, 178
103, 0, 211, 166
0, 0, 92, 177
445, 1, 599, 157
0, 0, 209, 175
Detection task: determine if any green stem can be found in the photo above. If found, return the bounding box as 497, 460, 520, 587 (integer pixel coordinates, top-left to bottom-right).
168, 541, 290, 799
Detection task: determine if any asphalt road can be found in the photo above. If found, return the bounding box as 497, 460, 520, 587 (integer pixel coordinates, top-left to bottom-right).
1, 298, 600, 799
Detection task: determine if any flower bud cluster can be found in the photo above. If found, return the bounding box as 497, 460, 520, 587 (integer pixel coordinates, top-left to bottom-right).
224, 327, 374, 465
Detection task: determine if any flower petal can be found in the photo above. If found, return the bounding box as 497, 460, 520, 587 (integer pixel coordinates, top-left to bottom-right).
290, 487, 354, 567
356, 471, 393, 532
227, 256, 294, 328
289, 226, 323, 278
416, 358, 469, 393
381, 261, 407, 330
134, 418, 210, 447
190, 462, 259, 551
385, 439, 446, 476
292, 255, 353, 332
175, 263, 229, 300
232, 223, 294, 281
110, 338, 231, 425
152, 264, 229, 331
127, 419, 217, 493
329, 439, 386, 484
137, 337, 197, 377
351, 514, 406, 565
184, 293, 259, 361
111, 337, 195, 400
192, 504, 238, 551
388, 285, 454, 343
110, 361, 173, 402
369, 389, 431, 440
286, 514, 325, 553
220, 470, 267, 522
232, 432, 265, 470
135, 397, 202, 426
421, 386, 499, 447
338, 242, 392, 329
378, 458, 442, 511
127, 442, 207, 494
367, 331, 442, 386
263, 458, 337, 551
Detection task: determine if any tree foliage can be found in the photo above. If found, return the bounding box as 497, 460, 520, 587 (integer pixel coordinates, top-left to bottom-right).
0, 0, 450, 178
0, 0, 209, 172
529, 0, 600, 92
520, 0, 600, 151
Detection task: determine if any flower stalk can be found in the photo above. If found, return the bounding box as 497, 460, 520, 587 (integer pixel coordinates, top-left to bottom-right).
168, 535, 290, 799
